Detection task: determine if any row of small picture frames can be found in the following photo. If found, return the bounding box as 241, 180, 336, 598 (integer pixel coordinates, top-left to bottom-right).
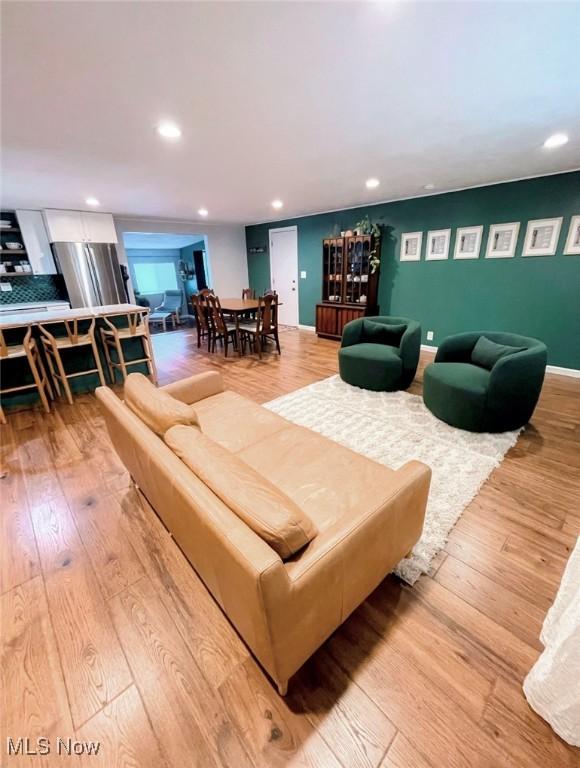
400, 215, 580, 262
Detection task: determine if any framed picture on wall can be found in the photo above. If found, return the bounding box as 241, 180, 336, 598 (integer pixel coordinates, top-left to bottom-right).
564, 215, 580, 254
425, 229, 451, 261
485, 222, 520, 258
523, 217, 563, 257
400, 231, 422, 261
454, 225, 483, 260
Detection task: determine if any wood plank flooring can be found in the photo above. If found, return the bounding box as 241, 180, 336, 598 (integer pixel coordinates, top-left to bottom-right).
1, 327, 578, 767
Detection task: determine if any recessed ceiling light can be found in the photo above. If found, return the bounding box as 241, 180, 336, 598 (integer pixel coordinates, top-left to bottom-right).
365, 178, 380, 189
85, 197, 100, 206
271, 199, 283, 210
423, 183, 435, 190
157, 121, 182, 140
198, 208, 208, 217
543, 133, 568, 149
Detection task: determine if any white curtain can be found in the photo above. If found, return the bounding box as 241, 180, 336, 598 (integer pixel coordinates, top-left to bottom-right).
523, 536, 580, 746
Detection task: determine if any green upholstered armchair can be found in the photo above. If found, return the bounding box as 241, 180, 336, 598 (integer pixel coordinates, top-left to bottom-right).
338, 316, 421, 391
423, 331, 547, 432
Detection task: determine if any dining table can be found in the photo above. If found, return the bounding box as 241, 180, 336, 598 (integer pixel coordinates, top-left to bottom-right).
218, 297, 282, 356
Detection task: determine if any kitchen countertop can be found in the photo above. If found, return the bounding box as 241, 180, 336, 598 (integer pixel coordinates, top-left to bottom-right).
0, 303, 145, 329
0, 300, 70, 313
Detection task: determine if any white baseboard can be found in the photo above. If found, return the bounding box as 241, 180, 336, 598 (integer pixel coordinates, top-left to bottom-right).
298, 324, 316, 332
546, 364, 580, 378
421, 344, 580, 378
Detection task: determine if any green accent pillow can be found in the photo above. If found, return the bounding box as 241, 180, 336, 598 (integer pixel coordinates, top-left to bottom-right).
471, 335, 525, 370
363, 319, 407, 346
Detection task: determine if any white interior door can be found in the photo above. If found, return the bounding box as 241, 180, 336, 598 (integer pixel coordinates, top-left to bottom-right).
269, 227, 298, 326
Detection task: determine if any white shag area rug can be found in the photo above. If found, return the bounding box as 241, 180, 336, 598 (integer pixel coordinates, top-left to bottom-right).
265, 375, 521, 585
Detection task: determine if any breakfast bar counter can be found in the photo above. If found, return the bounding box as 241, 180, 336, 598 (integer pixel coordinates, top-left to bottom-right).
0, 302, 144, 329
1, 304, 154, 416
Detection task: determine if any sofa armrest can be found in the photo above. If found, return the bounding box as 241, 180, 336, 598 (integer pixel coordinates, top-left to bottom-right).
488, 345, 547, 418
260, 459, 431, 686
398, 321, 421, 386
341, 318, 364, 348
286, 460, 430, 583
435, 332, 482, 363
160, 371, 225, 404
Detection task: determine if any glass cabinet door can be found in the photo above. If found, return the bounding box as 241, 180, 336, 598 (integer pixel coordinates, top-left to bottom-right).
345, 236, 371, 306
323, 238, 344, 302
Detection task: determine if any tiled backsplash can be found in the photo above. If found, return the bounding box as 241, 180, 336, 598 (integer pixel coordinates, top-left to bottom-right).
0, 274, 67, 304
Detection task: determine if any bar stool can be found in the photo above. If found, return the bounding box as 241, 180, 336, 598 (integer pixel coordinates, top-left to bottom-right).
39, 317, 106, 405
100, 309, 157, 383
0, 325, 53, 423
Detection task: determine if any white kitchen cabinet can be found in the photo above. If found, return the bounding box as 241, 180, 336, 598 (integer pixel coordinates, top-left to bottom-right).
16, 209, 57, 274
43, 209, 85, 242
80, 211, 118, 243
43, 209, 118, 244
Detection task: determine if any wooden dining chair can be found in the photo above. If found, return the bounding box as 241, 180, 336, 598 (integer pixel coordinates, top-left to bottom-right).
239, 294, 281, 359
100, 309, 157, 383
0, 325, 53, 422
191, 292, 212, 350
242, 288, 256, 300
206, 294, 237, 357
39, 317, 106, 405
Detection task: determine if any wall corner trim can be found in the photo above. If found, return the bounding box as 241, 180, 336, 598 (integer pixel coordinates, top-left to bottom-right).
420, 344, 580, 378
298, 324, 316, 332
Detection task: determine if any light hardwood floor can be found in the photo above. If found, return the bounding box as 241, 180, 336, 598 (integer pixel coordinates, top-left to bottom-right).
1, 327, 578, 767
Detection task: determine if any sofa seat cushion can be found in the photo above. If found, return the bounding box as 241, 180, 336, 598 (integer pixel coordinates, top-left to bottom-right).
423, 362, 490, 431
339, 343, 402, 392
124, 372, 200, 436
341, 342, 401, 363
237, 424, 396, 534
165, 425, 317, 559
194, 390, 292, 452
426, 361, 490, 396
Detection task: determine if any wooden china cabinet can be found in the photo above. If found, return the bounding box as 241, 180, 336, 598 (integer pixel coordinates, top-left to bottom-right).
315, 235, 380, 339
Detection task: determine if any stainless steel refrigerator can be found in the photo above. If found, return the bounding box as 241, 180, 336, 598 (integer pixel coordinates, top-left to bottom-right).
52, 242, 126, 308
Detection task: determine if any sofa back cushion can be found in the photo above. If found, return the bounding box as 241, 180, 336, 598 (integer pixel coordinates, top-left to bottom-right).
471, 335, 525, 370
363, 319, 406, 346
165, 424, 317, 559
124, 373, 200, 436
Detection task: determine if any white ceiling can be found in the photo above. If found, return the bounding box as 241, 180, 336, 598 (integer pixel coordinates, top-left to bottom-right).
123, 232, 204, 250
1, 2, 579, 224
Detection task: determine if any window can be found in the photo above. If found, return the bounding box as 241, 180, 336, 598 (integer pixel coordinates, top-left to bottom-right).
133, 261, 178, 293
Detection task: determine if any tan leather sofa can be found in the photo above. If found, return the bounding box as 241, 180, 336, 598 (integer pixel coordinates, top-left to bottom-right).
96, 371, 431, 695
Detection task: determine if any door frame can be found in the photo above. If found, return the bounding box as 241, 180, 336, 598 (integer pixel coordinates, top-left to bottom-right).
269, 225, 299, 326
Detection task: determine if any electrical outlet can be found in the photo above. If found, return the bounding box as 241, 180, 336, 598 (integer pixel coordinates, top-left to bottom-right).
300, 270, 307, 279
426, 330, 434, 341
0, 282, 13, 292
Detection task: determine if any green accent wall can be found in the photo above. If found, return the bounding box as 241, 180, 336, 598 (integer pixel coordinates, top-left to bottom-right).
245, 171, 580, 369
